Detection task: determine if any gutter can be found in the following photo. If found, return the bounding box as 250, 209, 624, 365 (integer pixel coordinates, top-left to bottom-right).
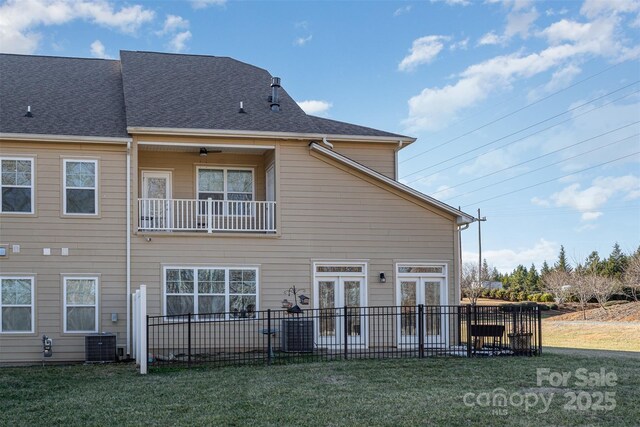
127, 126, 416, 145
126, 140, 132, 356
0, 133, 130, 144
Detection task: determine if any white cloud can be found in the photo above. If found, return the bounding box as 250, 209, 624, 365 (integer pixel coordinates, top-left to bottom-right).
581, 211, 603, 221
89, 39, 111, 59
430, 0, 471, 6
191, 0, 226, 9
403, 9, 639, 132
531, 197, 550, 207
464, 238, 558, 273
168, 31, 192, 53
398, 35, 449, 72
450, 37, 469, 50
0, 0, 154, 54
294, 35, 312, 46
580, 0, 640, 19
527, 63, 582, 100
504, 6, 539, 39
297, 100, 333, 116
394, 5, 412, 16
478, 31, 501, 46
158, 14, 189, 35
542, 175, 640, 220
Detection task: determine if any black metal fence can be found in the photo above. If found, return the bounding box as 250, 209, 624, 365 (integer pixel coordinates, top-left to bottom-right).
146, 304, 541, 369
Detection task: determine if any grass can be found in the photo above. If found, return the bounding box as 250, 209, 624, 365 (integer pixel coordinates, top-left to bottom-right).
1, 354, 638, 426
542, 321, 640, 352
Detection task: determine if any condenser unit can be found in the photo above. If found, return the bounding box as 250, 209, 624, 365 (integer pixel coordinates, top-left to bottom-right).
85, 333, 116, 363
280, 319, 314, 353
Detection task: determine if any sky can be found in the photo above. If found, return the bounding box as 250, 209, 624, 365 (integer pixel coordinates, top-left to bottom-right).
1, 0, 639, 272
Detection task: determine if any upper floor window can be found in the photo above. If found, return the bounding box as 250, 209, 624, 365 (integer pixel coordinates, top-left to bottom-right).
0, 277, 34, 333
1, 158, 34, 214
64, 159, 97, 215
197, 168, 253, 202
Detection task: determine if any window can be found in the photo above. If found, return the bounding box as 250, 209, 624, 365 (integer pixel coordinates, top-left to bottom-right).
64, 277, 98, 332
197, 168, 253, 215
164, 267, 258, 319
64, 159, 97, 214
0, 277, 34, 333
1, 158, 34, 213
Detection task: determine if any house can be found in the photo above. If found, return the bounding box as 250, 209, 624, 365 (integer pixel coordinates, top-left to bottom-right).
0, 51, 474, 363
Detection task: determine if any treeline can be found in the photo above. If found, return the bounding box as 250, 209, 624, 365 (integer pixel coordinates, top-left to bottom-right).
462, 243, 640, 315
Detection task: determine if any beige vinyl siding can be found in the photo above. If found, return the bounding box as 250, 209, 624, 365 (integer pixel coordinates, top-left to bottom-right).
0, 140, 127, 363
331, 141, 397, 179
132, 140, 458, 318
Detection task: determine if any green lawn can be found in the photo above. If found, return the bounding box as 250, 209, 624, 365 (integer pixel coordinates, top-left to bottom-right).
1, 355, 638, 426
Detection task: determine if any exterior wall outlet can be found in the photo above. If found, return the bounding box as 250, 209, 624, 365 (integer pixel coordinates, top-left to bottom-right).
12, 244, 20, 253
43, 248, 51, 256
61, 248, 69, 256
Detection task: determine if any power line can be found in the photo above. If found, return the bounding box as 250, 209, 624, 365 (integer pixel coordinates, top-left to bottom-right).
402, 86, 640, 183
433, 130, 639, 197
461, 151, 640, 208
399, 62, 631, 164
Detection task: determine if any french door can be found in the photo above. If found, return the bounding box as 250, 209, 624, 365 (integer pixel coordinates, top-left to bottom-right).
141, 171, 172, 230
398, 277, 447, 346
315, 276, 366, 347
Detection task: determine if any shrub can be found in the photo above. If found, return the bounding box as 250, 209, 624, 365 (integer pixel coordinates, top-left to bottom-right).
539, 293, 554, 302
549, 303, 558, 310
481, 288, 491, 298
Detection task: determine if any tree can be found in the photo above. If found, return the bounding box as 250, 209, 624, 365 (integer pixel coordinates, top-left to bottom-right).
591, 276, 621, 310
622, 251, 640, 301
603, 242, 628, 279
540, 261, 551, 277
541, 270, 572, 304
572, 264, 596, 320
554, 245, 572, 273
461, 262, 482, 305
507, 265, 528, 291
481, 258, 490, 283
525, 263, 540, 293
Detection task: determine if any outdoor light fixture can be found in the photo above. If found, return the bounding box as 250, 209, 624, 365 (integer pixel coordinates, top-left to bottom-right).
379, 272, 386, 283
199, 147, 208, 157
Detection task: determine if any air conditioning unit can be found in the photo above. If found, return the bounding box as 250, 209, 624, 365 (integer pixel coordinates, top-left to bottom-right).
280, 319, 313, 353
85, 333, 116, 363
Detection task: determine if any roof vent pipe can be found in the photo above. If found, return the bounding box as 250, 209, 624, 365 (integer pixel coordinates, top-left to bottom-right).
270, 77, 281, 112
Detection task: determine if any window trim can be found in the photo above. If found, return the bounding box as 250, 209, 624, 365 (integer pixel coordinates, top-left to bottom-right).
63, 158, 99, 216
162, 266, 259, 320
395, 263, 449, 305
0, 276, 35, 334
196, 166, 255, 202
0, 156, 35, 215
63, 276, 99, 333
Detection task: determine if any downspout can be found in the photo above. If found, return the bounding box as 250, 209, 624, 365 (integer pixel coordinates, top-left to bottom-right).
126, 140, 132, 356
457, 218, 472, 304
394, 140, 404, 181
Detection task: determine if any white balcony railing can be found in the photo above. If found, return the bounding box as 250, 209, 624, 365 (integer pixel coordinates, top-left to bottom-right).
138, 198, 276, 233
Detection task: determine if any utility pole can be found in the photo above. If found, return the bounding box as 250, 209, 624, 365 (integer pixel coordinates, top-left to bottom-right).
477, 208, 487, 287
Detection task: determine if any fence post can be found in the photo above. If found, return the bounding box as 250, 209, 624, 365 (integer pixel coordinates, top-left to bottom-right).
466, 305, 472, 358
140, 285, 147, 375
537, 305, 542, 356
188, 313, 192, 368
418, 304, 424, 358
267, 309, 272, 365
343, 305, 348, 360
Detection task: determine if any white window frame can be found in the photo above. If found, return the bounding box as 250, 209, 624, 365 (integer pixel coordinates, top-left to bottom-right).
313, 261, 368, 347
163, 266, 259, 320
63, 276, 99, 333
63, 159, 98, 216
395, 263, 449, 305
0, 157, 35, 214
196, 166, 254, 216
0, 276, 35, 334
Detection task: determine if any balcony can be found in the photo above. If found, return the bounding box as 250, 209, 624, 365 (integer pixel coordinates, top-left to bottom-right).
138, 198, 276, 233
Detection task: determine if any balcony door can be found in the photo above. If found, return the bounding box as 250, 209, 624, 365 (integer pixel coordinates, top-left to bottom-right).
141, 171, 172, 230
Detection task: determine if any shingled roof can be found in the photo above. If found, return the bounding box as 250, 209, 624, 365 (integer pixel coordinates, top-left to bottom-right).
1, 51, 411, 141
0, 54, 128, 138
